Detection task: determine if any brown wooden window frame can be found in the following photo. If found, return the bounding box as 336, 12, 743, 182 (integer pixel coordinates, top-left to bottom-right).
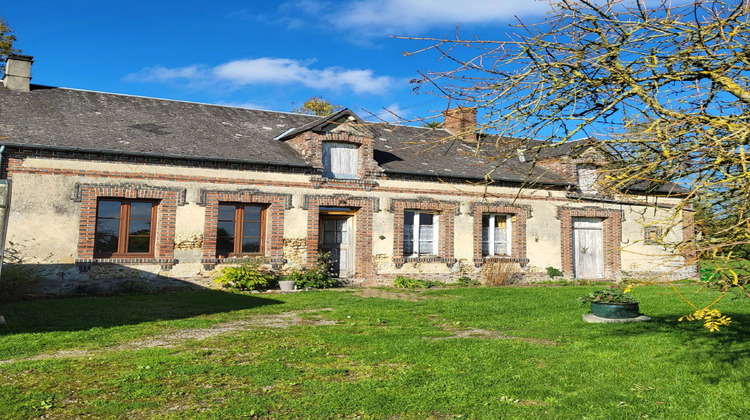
94, 199, 158, 258
215, 203, 267, 258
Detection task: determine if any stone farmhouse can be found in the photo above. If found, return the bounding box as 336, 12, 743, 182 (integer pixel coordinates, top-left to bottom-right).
0, 55, 697, 293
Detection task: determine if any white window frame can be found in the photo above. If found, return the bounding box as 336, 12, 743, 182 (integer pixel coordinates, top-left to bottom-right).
404, 210, 439, 256
482, 213, 512, 257
322, 142, 358, 179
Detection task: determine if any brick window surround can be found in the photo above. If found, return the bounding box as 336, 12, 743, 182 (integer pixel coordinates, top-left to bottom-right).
558, 206, 623, 279
200, 190, 289, 270
303, 195, 376, 280
75, 184, 181, 270
470, 202, 531, 267
391, 198, 458, 268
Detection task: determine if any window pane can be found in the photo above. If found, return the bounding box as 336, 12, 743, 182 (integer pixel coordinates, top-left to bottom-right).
127, 235, 151, 253
97, 201, 122, 219
403, 211, 415, 255
129, 202, 153, 219
324, 232, 336, 244
242, 237, 261, 253
243, 222, 261, 238
217, 221, 235, 238
419, 213, 434, 254
495, 226, 507, 241
419, 224, 434, 241
494, 242, 508, 255
96, 219, 120, 236
218, 205, 236, 221
129, 219, 151, 235
482, 241, 490, 256
243, 205, 262, 222
95, 232, 119, 254
404, 239, 414, 256
216, 237, 234, 256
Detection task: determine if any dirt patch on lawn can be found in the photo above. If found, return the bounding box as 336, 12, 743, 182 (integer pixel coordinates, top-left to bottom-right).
352, 288, 432, 301
0, 309, 336, 365
427, 325, 557, 346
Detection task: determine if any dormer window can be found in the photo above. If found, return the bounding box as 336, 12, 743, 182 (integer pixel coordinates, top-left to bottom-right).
577, 164, 598, 194
322, 142, 358, 179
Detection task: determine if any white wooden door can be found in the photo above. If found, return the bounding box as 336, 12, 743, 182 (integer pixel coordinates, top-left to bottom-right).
319, 216, 352, 277
573, 218, 604, 279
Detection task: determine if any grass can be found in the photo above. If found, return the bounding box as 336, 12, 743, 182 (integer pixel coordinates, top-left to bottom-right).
0, 285, 749, 418
701, 259, 750, 277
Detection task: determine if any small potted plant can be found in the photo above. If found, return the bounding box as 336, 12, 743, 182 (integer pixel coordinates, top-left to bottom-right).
278, 272, 299, 292
578, 285, 640, 319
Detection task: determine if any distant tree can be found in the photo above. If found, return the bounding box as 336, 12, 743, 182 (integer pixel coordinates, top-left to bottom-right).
0, 16, 19, 76
421, 121, 443, 129
404, 0, 750, 330
293, 97, 343, 116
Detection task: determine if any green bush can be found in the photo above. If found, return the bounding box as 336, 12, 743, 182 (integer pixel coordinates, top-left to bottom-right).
456, 276, 481, 286
0, 263, 42, 301
546, 266, 564, 278
393, 276, 434, 289
393, 276, 480, 289
214, 261, 274, 291
288, 253, 337, 289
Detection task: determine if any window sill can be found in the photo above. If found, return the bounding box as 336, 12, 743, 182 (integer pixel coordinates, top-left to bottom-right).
473, 256, 529, 268
393, 256, 457, 268
75, 258, 177, 272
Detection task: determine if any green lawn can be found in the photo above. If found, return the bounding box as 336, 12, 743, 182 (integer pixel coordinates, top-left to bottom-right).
0, 286, 749, 419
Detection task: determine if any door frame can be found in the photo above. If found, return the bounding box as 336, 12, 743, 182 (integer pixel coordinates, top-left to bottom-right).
559, 207, 622, 280
318, 209, 355, 278
572, 217, 604, 279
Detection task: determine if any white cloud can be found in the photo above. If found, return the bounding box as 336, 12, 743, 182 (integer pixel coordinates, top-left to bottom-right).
216, 101, 272, 110
369, 103, 411, 123
330, 0, 551, 35
124, 65, 205, 82
126, 58, 393, 95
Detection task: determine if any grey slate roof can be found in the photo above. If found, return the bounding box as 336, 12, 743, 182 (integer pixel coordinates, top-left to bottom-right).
0, 85, 572, 186
0, 85, 315, 166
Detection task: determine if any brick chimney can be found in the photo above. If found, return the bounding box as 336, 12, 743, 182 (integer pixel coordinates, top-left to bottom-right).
442, 107, 477, 141
2, 55, 34, 91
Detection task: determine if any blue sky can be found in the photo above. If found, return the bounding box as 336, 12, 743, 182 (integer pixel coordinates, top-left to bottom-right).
2, 1, 552, 123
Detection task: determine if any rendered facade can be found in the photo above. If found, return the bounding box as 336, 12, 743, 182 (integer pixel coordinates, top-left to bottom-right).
0, 55, 697, 293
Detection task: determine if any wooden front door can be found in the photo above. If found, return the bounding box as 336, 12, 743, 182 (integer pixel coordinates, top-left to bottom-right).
319, 216, 353, 278
573, 218, 604, 279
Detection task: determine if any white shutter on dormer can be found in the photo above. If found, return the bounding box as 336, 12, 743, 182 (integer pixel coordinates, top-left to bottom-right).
323, 143, 358, 179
